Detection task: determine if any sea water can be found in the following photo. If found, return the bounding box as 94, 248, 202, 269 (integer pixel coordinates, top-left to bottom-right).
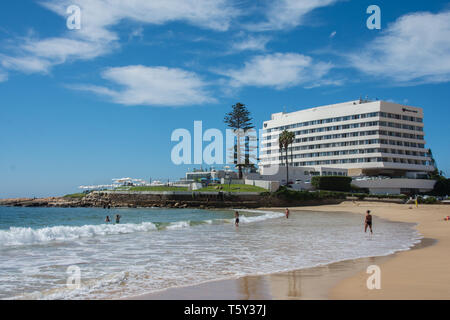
0, 206, 421, 300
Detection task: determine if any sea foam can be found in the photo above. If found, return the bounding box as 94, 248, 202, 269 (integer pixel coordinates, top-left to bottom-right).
0, 222, 158, 246
0, 210, 284, 246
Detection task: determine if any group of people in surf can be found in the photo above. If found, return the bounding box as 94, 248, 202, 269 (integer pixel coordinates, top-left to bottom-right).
105, 214, 121, 224
234, 207, 374, 234
103, 207, 373, 233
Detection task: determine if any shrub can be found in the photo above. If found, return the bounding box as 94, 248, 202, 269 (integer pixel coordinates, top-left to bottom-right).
351, 193, 367, 200
274, 187, 347, 201
311, 176, 352, 192
431, 179, 450, 196
417, 196, 438, 204
350, 184, 370, 194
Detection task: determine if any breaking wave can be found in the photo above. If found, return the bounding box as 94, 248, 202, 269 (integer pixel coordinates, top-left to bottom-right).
0, 210, 284, 246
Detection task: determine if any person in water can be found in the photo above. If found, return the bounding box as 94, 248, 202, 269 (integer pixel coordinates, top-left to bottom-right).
235, 211, 239, 227
105, 216, 111, 223
365, 210, 373, 234
115, 214, 121, 224
285, 208, 290, 219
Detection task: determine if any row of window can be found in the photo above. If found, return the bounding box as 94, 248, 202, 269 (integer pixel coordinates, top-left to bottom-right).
262, 138, 426, 155
264, 129, 424, 144
265, 112, 423, 133
265, 122, 423, 142
284, 133, 426, 146
262, 158, 430, 167
272, 147, 428, 159
380, 112, 422, 123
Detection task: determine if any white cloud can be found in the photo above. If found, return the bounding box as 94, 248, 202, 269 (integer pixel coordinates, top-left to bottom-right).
0, 55, 54, 74
1, 37, 113, 74
0, 71, 8, 82
73, 65, 215, 106
348, 11, 450, 84
0, 0, 239, 76
217, 53, 334, 89
231, 35, 271, 52
42, 0, 239, 36
330, 31, 337, 38
247, 0, 339, 31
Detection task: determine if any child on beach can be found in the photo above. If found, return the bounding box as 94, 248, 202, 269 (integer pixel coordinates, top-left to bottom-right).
365, 210, 373, 234
285, 208, 290, 219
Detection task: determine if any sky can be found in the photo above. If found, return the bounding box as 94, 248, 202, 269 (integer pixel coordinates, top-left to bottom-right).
1, 0, 450, 198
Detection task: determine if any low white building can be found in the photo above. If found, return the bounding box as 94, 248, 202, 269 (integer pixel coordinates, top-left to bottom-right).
248, 166, 348, 184
185, 168, 238, 181
352, 178, 436, 195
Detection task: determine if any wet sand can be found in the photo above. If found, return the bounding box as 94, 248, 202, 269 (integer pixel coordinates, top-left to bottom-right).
127, 202, 450, 300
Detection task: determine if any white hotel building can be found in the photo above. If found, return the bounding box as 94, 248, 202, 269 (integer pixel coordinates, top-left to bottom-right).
257, 100, 436, 193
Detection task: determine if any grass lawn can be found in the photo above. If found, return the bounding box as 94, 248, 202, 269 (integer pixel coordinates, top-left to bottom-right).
127, 186, 189, 192
197, 184, 267, 193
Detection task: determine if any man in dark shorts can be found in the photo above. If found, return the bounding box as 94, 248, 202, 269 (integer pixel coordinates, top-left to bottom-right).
235, 211, 239, 227
365, 210, 373, 234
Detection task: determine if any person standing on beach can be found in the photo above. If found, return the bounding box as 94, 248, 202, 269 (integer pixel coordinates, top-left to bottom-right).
285, 208, 290, 219
235, 211, 240, 227
365, 210, 373, 234
115, 214, 121, 224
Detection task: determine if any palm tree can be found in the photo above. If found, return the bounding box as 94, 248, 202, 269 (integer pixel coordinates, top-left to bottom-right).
279, 130, 295, 185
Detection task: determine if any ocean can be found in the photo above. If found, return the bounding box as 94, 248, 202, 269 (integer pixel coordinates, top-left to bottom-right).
0, 206, 421, 300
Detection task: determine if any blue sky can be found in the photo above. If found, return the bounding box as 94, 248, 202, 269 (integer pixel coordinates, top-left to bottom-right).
1, 0, 450, 198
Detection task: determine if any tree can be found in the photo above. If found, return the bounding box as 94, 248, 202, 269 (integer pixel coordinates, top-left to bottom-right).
431, 178, 450, 196
311, 176, 352, 192
279, 130, 295, 185
224, 103, 255, 179
428, 149, 445, 181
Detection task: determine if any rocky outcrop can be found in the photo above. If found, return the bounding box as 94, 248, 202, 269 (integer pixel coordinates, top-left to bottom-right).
0, 191, 345, 209
0, 197, 86, 208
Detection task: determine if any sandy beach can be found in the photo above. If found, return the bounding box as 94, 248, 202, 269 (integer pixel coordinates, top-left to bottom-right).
130, 201, 450, 300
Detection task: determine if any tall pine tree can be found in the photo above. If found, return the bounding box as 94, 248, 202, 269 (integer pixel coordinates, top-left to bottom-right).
224, 103, 255, 179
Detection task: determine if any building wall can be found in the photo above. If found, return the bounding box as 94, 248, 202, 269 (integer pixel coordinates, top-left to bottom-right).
260, 100, 434, 176
352, 178, 436, 195
249, 166, 348, 181
244, 179, 280, 192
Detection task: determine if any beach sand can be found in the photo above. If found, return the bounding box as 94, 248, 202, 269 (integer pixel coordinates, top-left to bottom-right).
128, 202, 450, 300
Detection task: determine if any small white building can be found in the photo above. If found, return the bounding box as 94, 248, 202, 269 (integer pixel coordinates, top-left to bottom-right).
247, 165, 348, 184
185, 168, 238, 181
